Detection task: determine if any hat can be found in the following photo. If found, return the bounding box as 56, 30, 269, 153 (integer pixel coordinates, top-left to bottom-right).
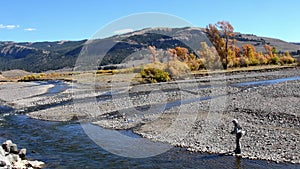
232, 119, 238, 124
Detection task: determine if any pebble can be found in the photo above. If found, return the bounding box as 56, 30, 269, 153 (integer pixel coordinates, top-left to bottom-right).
0, 161, 6, 167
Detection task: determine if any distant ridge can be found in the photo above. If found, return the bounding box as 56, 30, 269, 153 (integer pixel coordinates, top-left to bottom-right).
291, 42, 300, 46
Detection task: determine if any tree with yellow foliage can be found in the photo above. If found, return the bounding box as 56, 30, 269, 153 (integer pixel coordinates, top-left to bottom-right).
198, 42, 222, 69
206, 21, 235, 69
242, 44, 259, 66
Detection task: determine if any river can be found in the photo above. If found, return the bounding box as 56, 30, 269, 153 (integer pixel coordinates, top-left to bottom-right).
0, 79, 299, 168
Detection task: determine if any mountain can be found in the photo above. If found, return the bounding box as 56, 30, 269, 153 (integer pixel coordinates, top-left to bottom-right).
0, 27, 299, 72
0, 40, 86, 72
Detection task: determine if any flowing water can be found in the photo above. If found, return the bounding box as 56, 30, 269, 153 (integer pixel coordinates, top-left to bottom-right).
0, 114, 298, 169
234, 76, 300, 87
0, 78, 299, 168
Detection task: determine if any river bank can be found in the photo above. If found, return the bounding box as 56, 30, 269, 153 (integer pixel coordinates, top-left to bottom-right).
1, 67, 300, 165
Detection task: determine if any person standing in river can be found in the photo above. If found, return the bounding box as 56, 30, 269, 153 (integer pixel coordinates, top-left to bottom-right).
231, 119, 245, 154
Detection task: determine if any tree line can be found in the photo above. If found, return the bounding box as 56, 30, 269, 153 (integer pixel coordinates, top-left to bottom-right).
205, 21, 295, 69
140, 21, 297, 83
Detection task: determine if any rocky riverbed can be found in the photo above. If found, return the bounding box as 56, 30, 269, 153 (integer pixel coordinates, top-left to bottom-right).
1, 67, 300, 164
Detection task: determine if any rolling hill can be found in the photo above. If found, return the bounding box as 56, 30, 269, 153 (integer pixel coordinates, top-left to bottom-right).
0, 27, 299, 72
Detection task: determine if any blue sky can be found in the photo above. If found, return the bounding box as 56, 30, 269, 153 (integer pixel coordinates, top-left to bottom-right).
0, 0, 299, 42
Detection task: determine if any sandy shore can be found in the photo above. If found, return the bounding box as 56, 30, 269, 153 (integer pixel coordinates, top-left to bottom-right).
0, 82, 54, 107
1, 67, 300, 164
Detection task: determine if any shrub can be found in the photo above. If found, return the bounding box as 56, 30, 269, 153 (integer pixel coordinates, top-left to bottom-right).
198, 58, 206, 69
20, 74, 41, 81
186, 59, 205, 71
140, 59, 193, 83
269, 55, 280, 65
249, 57, 259, 66
39, 73, 46, 78
233, 57, 241, 67
280, 56, 295, 65
140, 67, 170, 83
240, 57, 250, 67
257, 54, 268, 65
165, 60, 190, 79
96, 70, 114, 74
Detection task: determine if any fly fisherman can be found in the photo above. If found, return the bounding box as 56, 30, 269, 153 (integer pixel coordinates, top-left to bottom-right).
231, 119, 245, 154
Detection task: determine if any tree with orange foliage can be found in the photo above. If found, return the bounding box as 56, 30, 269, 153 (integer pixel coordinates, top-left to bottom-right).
206, 21, 235, 69
175, 47, 189, 62
264, 44, 280, 64
206, 24, 223, 59
148, 46, 158, 63
264, 44, 273, 57
167, 48, 178, 61
217, 21, 235, 63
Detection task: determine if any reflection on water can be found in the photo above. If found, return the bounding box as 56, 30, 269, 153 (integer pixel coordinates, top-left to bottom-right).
235, 156, 242, 169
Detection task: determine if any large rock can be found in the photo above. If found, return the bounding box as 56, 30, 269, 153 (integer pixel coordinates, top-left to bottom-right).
0, 147, 11, 169
19, 148, 26, 160
2, 140, 12, 153
9, 143, 18, 154
28, 160, 45, 168
0, 140, 45, 169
